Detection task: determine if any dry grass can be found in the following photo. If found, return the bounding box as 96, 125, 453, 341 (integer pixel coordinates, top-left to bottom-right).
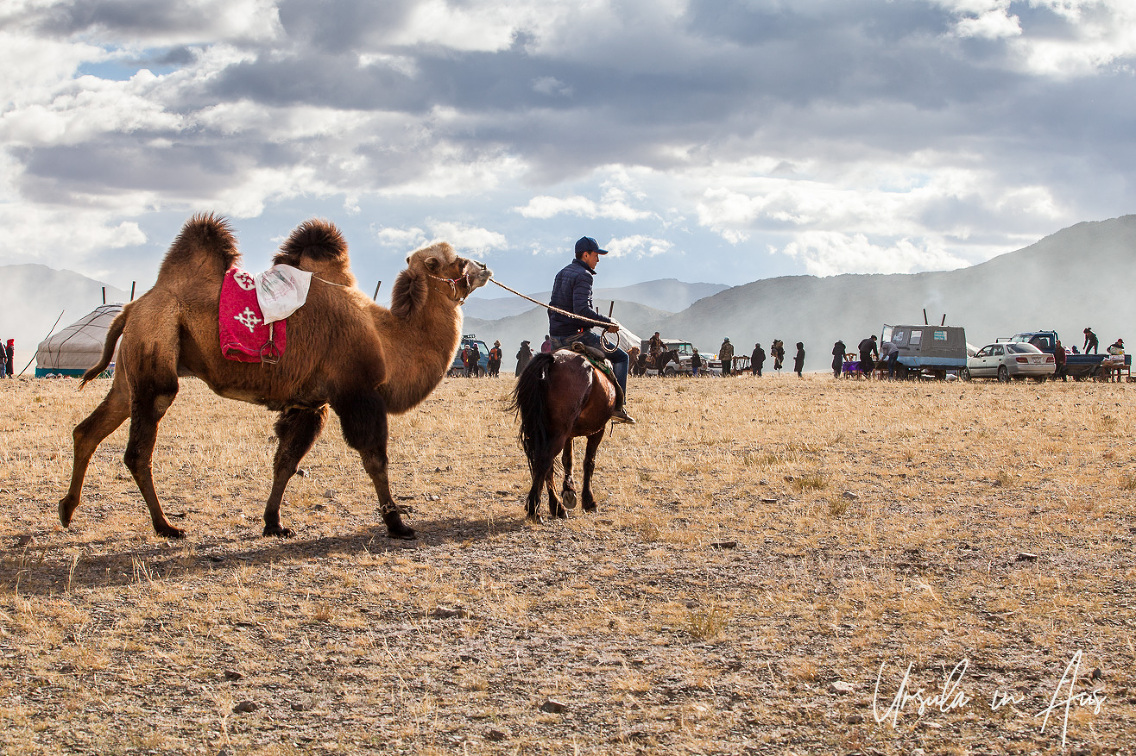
0, 373, 1134, 754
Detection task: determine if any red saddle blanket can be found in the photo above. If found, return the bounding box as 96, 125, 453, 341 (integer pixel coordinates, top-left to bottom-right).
219, 268, 286, 363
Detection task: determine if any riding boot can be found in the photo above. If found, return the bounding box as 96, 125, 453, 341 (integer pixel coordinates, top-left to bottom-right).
611, 401, 636, 424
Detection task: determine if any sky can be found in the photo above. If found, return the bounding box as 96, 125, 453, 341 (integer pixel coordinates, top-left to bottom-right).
2, 0, 1134, 300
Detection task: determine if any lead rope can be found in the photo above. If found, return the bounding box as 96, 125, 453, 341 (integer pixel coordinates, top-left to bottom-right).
487, 278, 620, 353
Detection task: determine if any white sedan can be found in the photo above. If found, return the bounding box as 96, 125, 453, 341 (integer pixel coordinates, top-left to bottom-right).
963, 342, 1055, 382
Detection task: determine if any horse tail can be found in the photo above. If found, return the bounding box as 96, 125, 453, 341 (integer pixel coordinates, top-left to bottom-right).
510, 352, 555, 476
80, 303, 131, 388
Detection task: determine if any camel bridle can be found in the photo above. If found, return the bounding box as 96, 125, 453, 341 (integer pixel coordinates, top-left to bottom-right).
427, 260, 487, 305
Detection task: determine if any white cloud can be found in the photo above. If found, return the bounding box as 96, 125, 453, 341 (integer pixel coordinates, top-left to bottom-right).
426, 221, 508, 256
605, 234, 672, 259
374, 226, 428, 249
954, 9, 1021, 40
779, 232, 969, 277
514, 186, 652, 221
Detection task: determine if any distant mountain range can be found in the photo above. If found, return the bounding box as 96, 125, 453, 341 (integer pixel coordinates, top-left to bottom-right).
4, 216, 1134, 374
470, 216, 1136, 371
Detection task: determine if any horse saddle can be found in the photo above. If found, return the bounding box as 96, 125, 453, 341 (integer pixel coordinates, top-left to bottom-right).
568, 342, 625, 406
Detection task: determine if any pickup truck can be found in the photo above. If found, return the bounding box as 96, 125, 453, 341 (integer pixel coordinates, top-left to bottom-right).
1008, 331, 1130, 380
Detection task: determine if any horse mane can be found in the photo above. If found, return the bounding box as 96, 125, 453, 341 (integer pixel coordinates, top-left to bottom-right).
273, 219, 356, 286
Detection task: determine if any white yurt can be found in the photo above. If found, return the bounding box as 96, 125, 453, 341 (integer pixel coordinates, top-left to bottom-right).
35, 304, 122, 378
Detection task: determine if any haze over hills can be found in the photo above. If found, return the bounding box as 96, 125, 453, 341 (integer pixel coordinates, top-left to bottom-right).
652, 216, 1136, 372
476, 216, 1136, 371
3, 216, 1133, 375
0, 265, 130, 371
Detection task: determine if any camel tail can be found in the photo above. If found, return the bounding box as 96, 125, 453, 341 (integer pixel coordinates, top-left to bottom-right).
80, 305, 129, 387
510, 353, 555, 478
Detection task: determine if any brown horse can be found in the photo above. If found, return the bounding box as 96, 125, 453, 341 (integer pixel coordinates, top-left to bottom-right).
510, 350, 617, 520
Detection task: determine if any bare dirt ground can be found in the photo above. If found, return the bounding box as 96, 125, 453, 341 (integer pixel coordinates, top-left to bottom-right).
0, 372, 1134, 755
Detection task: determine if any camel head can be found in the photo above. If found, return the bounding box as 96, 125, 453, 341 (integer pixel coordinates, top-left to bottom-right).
391, 241, 492, 319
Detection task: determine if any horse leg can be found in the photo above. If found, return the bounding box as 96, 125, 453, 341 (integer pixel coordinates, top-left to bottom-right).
122, 376, 183, 538
262, 405, 328, 537
59, 374, 131, 528
332, 393, 415, 539
581, 429, 605, 513
560, 438, 577, 511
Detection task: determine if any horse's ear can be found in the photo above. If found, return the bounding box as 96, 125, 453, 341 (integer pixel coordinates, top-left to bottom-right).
391, 268, 428, 319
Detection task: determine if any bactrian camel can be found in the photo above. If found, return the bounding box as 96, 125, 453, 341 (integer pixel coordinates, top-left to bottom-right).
60, 214, 491, 540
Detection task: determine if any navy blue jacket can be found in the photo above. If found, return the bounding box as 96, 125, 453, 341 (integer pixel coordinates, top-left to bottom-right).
548, 258, 613, 337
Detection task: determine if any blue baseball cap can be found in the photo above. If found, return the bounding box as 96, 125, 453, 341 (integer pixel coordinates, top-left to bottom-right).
575, 236, 608, 255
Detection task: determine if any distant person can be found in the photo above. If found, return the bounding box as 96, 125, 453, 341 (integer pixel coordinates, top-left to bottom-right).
1054, 338, 1067, 381
753, 343, 766, 377
4, 339, 12, 377
1083, 327, 1099, 354
648, 332, 663, 359
858, 335, 878, 378
719, 338, 734, 376
1108, 338, 1124, 355
515, 340, 533, 376
691, 349, 702, 377
467, 342, 480, 376
886, 341, 900, 379
793, 342, 805, 377
487, 340, 502, 377
831, 340, 846, 379
772, 339, 785, 372
541, 335, 552, 354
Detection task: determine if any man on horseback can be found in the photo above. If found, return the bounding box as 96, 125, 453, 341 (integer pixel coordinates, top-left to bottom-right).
548, 236, 635, 424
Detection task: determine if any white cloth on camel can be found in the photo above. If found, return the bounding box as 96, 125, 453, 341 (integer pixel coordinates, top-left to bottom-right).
255, 264, 312, 325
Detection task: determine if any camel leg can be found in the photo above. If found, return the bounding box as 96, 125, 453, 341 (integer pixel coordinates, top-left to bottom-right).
122, 379, 183, 538
59, 378, 132, 528
333, 393, 415, 540
560, 439, 578, 511
581, 429, 605, 513
262, 406, 328, 537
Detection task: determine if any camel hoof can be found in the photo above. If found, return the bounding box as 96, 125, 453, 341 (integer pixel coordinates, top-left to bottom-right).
156, 524, 187, 539
59, 499, 76, 527
263, 525, 295, 538
387, 524, 416, 540
561, 489, 578, 509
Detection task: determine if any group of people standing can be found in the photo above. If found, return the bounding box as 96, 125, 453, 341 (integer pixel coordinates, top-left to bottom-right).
0, 339, 13, 378
717, 338, 804, 377
830, 335, 900, 379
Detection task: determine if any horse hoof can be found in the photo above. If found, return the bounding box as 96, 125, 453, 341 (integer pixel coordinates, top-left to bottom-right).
156, 524, 187, 539
58, 498, 75, 527
263, 525, 295, 538
562, 490, 577, 509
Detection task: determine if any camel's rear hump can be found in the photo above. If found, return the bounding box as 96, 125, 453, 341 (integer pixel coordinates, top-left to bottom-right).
273, 219, 356, 287
155, 214, 240, 280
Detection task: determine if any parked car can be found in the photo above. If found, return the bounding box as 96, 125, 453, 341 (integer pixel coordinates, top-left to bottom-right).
962, 342, 1054, 382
